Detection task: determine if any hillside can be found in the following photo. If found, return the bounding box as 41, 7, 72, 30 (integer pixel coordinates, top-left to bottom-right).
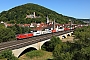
0, 3, 83, 24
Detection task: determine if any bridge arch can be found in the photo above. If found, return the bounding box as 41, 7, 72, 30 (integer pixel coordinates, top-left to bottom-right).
12, 44, 39, 57
12, 39, 51, 58
62, 34, 67, 38
67, 33, 71, 36
18, 47, 37, 57
40, 39, 51, 48
18, 39, 51, 57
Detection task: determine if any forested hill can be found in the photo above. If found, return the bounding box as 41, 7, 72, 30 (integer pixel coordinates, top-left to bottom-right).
0, 3, 83, 24
78, 19, 90, 21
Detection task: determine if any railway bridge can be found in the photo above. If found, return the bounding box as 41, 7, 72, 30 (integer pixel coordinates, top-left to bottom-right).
0, 30, 73, 57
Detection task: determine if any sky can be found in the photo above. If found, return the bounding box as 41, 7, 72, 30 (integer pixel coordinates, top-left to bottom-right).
0, 0, 90, 19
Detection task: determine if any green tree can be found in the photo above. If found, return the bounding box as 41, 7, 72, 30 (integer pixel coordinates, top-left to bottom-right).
72, 47, 90, 60
42, 36, 62, 52
53, 44, 72, 60
0, 49, 18, 60
0, 27, 16, 42
74, 26, 90, 47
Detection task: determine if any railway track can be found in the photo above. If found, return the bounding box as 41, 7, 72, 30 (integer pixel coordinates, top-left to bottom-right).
0, 30, 73, 52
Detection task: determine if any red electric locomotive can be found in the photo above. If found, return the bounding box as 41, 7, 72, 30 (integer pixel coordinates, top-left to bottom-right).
16, 33, 33, 40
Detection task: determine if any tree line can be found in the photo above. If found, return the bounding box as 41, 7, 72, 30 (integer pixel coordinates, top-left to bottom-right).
0, 24, 31, 43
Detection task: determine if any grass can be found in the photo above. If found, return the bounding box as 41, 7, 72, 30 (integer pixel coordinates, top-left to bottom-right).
26, 50, 44, 58
0, 59, 7, 60
19, 50, 53, 60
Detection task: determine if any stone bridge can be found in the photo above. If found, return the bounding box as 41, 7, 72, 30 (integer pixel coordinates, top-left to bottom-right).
12, 31, 73, 57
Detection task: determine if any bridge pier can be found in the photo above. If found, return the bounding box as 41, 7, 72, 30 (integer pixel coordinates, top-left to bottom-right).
71, 31, 73, 35
59, 35, 63, 40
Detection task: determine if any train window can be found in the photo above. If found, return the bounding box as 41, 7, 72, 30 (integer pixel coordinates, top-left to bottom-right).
30, 30, 37, 32
30, 31, 33, 33
49, 28, 51, 30
33, 30, 37, 32
59, 27, 63, 29
36, 33, 40, 34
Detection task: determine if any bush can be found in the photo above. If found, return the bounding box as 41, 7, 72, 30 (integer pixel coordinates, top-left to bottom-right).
0, 49, 18, 60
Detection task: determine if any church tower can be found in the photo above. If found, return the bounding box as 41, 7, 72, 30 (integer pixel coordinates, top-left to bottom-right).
46, 16, 49, 24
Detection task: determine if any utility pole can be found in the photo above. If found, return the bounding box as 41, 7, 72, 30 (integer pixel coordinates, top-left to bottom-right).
53, 19, 55, 30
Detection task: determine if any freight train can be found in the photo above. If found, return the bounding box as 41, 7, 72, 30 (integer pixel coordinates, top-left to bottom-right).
16, 26, 72, 40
